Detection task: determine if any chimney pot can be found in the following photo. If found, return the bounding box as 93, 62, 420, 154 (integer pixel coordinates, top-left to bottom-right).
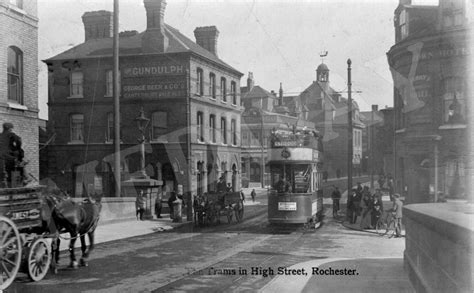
194, 26, 219, 56
247, 72, 254, 90
82, 11, 113, 42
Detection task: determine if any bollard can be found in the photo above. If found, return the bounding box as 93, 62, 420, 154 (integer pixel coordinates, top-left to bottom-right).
173, 199, 182, 223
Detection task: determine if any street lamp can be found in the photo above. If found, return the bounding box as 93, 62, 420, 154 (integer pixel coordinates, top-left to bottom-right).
135, 107, 150, 179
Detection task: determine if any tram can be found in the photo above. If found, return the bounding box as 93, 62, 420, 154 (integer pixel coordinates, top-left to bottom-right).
267, 128, 324, 227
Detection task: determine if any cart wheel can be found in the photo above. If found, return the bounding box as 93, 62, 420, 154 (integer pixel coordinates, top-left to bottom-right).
27, 238, 51, 282
0, 217, 22, 290
235, 201, 244, 222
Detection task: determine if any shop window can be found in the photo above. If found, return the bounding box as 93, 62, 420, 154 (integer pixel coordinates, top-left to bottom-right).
442, 77, 465, 124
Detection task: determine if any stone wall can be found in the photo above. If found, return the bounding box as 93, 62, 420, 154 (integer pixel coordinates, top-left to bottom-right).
404, 203, 473, 293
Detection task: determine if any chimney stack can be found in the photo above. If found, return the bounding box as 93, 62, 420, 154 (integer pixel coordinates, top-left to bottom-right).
142, 0, 169, 53
82, 11, 113, 42
194, 26, 219, 56
279, 82, 283, 106
247, 72, 254, 90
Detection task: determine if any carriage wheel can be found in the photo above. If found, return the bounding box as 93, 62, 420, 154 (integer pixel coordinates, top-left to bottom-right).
27, 238, 51, 282
0, 217, 22, 290
235, 201, 244, 222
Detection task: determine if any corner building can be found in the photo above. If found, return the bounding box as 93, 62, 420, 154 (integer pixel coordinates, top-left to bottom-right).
44, 0, 243, 199
387, 0, 473, 203
0, 0, 40, 180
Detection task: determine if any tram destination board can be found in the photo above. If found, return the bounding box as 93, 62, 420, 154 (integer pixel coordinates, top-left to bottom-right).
278, 202, 297, 211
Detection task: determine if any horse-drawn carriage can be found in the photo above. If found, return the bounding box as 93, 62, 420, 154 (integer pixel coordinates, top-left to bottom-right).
0, 185, 52, 290
193, 191, 244, 226
0, 185, 102, 290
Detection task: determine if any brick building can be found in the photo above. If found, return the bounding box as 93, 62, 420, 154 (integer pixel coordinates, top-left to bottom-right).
240, 74, 315, 187
44, 0, 243, 199
300, 62, 365, 179
387, 0, 473, 203
0, 0, 40, 181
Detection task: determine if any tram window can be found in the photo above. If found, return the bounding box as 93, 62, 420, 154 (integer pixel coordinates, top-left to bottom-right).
293, 165, 311, 193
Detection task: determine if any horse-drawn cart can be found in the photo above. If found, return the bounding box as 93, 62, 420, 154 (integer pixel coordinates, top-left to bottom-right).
194, 191, 244, 226
0, 185, 52, 290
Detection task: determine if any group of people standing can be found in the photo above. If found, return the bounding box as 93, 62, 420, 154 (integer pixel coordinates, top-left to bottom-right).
332, 182, 403, 237
345, 183, 384, 229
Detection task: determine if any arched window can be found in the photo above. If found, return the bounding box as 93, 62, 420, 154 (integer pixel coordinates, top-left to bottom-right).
196, 68, 203, 96
7, 46, 23, 104
197, 111, 204, 142
231, 81, 237, 105
209, 114, 216, 143
221, 77, 227, 102
209, 73, 216, 99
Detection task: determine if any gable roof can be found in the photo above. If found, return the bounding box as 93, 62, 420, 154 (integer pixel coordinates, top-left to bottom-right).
45, 25, 242, 75
242, 85, 276, 100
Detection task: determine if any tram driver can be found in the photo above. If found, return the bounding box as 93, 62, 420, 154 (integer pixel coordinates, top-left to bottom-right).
274, 175, 292, 193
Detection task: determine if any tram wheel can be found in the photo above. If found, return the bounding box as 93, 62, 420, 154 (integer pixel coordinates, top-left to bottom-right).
27, 238, 51, 282
0, 217, 22, 290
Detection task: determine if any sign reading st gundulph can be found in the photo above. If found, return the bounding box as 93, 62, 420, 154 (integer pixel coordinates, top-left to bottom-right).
122, 63, 188, 99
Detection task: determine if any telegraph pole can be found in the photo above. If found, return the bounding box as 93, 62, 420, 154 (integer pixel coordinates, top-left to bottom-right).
113, 0, 121, 197
347, 59, 353, 197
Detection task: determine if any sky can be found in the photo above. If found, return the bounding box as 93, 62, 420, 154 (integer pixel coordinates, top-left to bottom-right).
36, 0, 427, 120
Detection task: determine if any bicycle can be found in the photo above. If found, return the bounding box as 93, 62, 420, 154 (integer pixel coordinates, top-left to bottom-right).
375, 210, 397, 237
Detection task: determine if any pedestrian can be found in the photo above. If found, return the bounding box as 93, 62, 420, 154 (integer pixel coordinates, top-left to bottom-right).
346, 189, 355, 223
251, 189, 256, 202
136, 190, 145, 221
240, 190, 245, 202
167, 191, 177, 220
155, 191, 163, 219
226, 183, 232, 192
351, 188, 362, 224
359, 192, 373, 229
371, 189, 384, 228
217, 176, 226, 192
331, 186, 341, 218
391, 193, 403, 237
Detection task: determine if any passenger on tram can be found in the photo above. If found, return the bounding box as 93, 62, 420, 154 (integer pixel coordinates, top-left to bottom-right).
274, 175, 291, 193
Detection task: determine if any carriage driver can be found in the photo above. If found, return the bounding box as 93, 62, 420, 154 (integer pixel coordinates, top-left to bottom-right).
0, 123, 27, 187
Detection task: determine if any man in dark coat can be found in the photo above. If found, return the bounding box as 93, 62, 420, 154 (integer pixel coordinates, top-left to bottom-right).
0, 123, 25, 187
167, 192, 177, 219
331, 186, 341, 218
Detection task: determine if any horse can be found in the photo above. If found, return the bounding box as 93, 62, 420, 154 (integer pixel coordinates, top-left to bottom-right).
41, 191, 102, 271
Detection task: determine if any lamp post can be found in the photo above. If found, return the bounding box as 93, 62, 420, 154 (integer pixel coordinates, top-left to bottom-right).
134, 107, 150, 179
